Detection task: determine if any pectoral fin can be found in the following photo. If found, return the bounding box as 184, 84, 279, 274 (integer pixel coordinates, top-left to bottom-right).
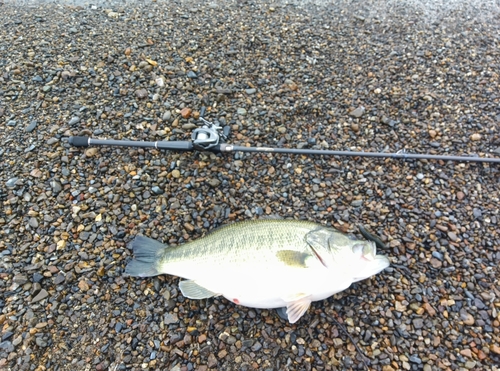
275, 250, 311, 268
284, 294, 312, 323
179, 280, 218, 299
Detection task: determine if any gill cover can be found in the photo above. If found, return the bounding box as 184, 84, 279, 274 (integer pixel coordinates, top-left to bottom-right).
304, 227, 337, 268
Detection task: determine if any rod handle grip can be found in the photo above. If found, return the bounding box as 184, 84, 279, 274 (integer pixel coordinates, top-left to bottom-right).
68, 136, 90, 147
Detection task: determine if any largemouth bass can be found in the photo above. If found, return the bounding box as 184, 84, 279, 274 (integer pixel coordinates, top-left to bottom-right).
125, 219, 390, 323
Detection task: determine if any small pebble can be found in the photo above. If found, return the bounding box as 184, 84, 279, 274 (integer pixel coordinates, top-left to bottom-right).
68, 116, 80, 125
350, 106, 365, 118
25, 120, 37, 132
470, 133, 481, 141
31, 289, 49, 303
135, 89, 148, 99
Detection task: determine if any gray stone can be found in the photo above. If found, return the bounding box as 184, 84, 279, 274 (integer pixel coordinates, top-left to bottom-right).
54, 273, 66, 285
447, 231, 458, 241
0, 341, 14, 353
431, 251, 443, 260
163, 111, 172, 121
164, 313, 179, 325
68, 116, 80, 125
152, 186, 163, 195
350, 106, 365, 118
35, 337, 48, 347
6, 177, 19, 188
13, 274, 28, 285
351, 199, 363, 207
412, 318, 424, 329
79, 231, 90, 241
25, 144, 36, 152
135, 88, 148, 99
12, 336, 23, 347
32, 289, 49, 303
251, 341, 262, 351
409, 355, 422, 364
50, 180, 62, 193
207, 178, 221, 187
29, 217, 38, 228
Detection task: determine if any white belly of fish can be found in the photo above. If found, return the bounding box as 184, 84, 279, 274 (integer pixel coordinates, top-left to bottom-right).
184, 264, 355, 309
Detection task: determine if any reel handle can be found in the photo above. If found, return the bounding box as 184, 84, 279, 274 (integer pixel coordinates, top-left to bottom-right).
68, 136, 194, 151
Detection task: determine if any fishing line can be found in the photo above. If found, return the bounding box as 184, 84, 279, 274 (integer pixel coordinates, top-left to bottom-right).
326, 313, 371, 371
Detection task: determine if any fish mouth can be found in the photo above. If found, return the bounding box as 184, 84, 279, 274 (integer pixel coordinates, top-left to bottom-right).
375, 254, 391, 268
352, 254, 390, 282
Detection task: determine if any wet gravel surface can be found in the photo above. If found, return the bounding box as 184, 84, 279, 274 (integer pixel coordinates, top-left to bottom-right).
1, 0, 500, 370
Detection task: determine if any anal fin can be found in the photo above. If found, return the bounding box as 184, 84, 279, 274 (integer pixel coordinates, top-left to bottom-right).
179, 280, 218, 299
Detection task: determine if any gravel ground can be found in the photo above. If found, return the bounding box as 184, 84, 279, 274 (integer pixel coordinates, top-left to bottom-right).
1, 0, 500, 370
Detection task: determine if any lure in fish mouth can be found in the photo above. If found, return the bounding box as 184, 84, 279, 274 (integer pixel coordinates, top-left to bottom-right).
125, 219, 390, 323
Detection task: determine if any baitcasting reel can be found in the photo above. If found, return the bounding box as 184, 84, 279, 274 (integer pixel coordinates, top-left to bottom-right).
191, 117, 230, 151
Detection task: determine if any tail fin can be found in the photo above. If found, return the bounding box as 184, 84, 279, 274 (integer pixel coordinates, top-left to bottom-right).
125, 235, 165, 277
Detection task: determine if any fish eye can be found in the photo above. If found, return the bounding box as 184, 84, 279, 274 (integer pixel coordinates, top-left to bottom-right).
352, 244, 364, 256
352, 243, 376, 261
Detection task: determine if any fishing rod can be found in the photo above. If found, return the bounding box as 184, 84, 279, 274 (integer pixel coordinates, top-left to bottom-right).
68, 109, 500, 164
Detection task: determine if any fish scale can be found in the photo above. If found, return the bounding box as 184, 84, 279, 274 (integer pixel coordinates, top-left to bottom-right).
161, 220, 316, 267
